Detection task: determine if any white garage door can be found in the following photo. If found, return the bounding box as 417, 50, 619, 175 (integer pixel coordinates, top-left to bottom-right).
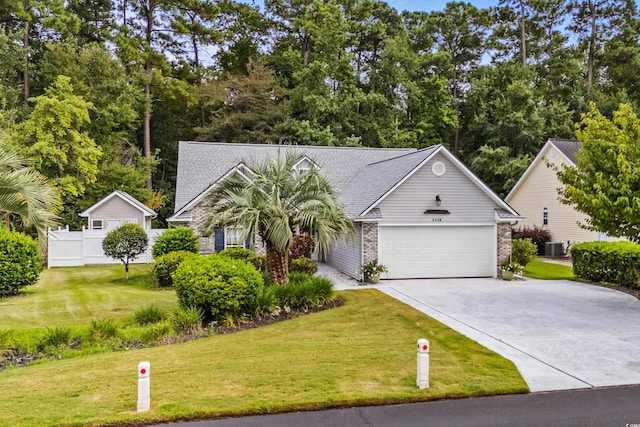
378, 225, 495, 279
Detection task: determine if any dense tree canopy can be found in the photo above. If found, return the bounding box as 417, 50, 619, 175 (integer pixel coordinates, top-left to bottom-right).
0, 0, 637, 228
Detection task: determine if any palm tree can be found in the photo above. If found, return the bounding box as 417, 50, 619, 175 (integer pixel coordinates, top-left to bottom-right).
200, 152, 354, 285
0, 147, 60, 250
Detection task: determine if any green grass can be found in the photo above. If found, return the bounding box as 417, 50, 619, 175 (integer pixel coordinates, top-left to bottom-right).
523, 259, 575, 280
0, 266, 528, 426
0, 290, 527, 427
0, 265, 178, 331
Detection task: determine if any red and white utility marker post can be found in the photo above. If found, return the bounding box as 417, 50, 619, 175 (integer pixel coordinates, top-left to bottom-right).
137, 361, 151, 412
416, 339, 429, 389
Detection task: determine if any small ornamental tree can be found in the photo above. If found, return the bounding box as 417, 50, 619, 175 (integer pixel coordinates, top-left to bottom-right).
102, 223, 148, 279
0, 227, 43, 297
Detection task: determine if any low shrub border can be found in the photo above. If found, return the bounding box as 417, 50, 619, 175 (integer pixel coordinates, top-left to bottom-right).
572, 241, 640, 288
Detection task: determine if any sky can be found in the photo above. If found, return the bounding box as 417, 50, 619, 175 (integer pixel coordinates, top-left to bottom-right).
383, 0, 498, 12
240, 0, 501, 13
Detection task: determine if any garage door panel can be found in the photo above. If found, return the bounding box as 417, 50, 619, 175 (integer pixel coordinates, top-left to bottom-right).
378, 226, 494, 279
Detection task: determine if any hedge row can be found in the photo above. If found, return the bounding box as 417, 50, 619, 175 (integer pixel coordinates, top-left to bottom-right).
572, 241, 640, 288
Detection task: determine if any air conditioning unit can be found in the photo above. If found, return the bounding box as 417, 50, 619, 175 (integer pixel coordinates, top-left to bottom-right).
545, 242, 564, 258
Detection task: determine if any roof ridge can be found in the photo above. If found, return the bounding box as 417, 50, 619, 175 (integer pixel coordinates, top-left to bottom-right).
180, 141, 415, 152
365, 144, 440, 166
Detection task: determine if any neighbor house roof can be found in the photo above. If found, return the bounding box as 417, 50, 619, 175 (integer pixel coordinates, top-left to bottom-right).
548, 139, 581, 165
79, 190, 157, 218
506, 138, 581, 201
171, 141, 414, 217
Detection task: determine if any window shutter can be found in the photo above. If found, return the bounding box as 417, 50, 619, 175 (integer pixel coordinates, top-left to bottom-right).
214, 229, 225, 252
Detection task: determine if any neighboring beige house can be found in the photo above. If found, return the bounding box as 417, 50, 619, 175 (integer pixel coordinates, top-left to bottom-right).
506, 139, 606, 247
79, 190, 157, 233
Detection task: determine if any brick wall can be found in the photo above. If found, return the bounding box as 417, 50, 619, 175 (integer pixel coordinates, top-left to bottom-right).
362, 222, 379, 264
190, 203, 214, 255
497, 223, 512, 277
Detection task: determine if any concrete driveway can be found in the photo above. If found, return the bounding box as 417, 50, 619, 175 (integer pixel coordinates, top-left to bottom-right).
319, 265, 640, 392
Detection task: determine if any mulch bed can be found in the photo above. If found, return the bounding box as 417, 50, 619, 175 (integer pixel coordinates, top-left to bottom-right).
214, 298, 344, 334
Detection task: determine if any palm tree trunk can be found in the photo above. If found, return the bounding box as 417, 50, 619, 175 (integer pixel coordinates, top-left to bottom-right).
266, 242, 289, 285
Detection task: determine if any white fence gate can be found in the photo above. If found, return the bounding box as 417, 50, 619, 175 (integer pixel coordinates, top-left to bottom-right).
47, 226, 167, 268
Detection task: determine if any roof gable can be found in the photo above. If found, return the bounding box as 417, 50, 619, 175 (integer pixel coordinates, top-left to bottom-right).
506, 139, 580, 201
344, 145, 518, 219
79, 190, 156, 218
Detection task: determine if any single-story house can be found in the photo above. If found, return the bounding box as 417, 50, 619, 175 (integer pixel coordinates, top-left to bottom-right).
168, 141, 521, 280
79, 190, 157, 232
506, 139, 611, 246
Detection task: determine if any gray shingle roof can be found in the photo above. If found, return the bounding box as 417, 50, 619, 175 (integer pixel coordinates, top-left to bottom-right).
549, 139, 581, 164
341, 145, 440, 217
173, 142, 415, 214
80, 190, 156, 217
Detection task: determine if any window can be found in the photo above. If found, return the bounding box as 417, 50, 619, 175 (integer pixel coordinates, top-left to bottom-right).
225, 227, 245, 249
91, 219, 103, 230
543, 207, 548, 226
292, 157, 315, 177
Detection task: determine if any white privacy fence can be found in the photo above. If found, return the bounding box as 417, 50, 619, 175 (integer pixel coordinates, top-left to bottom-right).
47, 226, 167, 268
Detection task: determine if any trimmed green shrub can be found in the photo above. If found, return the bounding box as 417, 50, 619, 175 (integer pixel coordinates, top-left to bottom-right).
134, 304, 167, 326
273, 274, 334, 310
173, 254, 265, 320
290, 256, 318, 275
102, 223, 148, 280
170, 306, 204, 335
153, 251, 199, 287
0, 227, 43, 297
511, 238, 537, 267
512, 226, 552, 255
218, 247, 265, 272
572, 241, 640, 288
152, 227, 199, 258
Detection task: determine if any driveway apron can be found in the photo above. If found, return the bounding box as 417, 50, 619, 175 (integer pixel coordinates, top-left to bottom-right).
380, 278, 640, 392
318, 266, 640, 393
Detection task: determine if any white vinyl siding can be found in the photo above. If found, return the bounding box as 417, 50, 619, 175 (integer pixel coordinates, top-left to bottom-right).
376, 153, 498, 224
326, 223, 362, 279
379, 225, 495, 279
506, 144, 599, 245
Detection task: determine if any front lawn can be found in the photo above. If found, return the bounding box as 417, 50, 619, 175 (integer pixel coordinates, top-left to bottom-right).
0, 264, 178, 331
523, 259, 575, 280
0, 265, 528, 427
0, 290, 527, 426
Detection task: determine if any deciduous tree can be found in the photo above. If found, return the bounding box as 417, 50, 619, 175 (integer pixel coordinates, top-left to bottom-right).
557, 103, 640, 242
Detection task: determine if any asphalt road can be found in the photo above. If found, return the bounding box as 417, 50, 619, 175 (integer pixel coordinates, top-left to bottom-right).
152, 385, 640, 427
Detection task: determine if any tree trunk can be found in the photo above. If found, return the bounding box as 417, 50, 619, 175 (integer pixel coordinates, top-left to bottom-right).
266, 242, 289, 285
302, 34, 311, 68
452, 66, 460, 156
23, 20, 30, 103
520, 0, 526, 66
144, 81, 152, 189
125, 261, 129, 280
144, 3, 153, 190
587, 1, 596, 94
